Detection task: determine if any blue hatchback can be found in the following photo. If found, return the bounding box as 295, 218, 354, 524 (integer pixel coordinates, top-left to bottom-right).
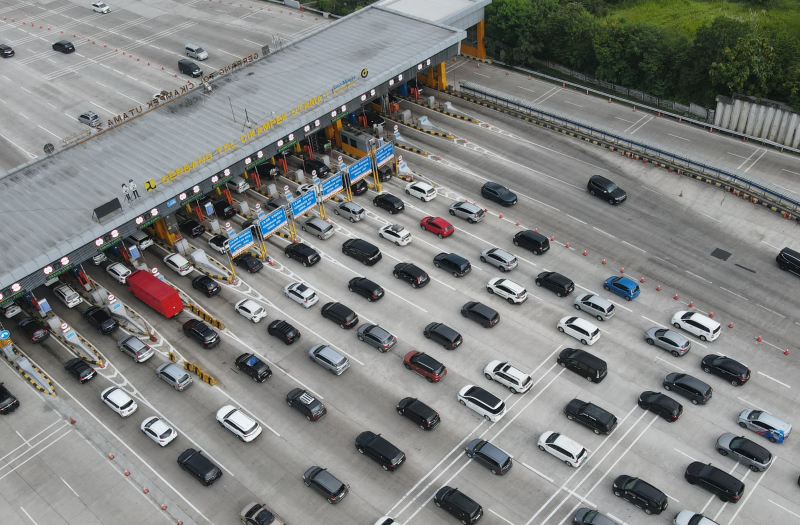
604, 276, 640, 301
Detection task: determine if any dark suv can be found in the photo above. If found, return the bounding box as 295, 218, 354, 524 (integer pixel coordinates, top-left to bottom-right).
83, 306, 119, 335
776, 246, 800, 275
303, 466, 349, 503
393, 262, 429, 288
481, 181, 517, 206
182, 319, 220, 348
286, 388, 326, 421
179, 219, 205, 238
0, 383, 20, 414
612, 475, 668, 515
52, 40, 75, 53
513, 230, 550, 254
234, 253, 263, 273
397, 397, 440, 430
434, 486, 483, 524
588, 175, 627, 204
465, 439, 513, 475
18, 317, 50, 343
461, 302, 499, 328
433, 252, 471, 277
355, 431, 405, 471
235, 353, 272, 382
349, 276, 384, 301
701, 354, 750, 386
285, 243, 320, 267
423, 322, 463, 349
178, 58, 202, 77
663, 373, 712, 405
342, 239, 382, 266
321, 302, 358, 328
685, 462, 745, 502
564, 399, 618, 435
177, 449, 222, 486
303, 158, 330, 178
192, 275, 221, 297
535, 271, 574, 297
373, 193, 405, 214
267, 319, 300, 344
638, 391, 683, 422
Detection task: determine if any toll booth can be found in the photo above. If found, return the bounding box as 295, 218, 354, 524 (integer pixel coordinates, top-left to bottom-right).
339, 128, 375, 159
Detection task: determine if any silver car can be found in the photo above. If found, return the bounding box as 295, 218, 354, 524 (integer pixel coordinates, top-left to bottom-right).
356, 324, 397, 352
573, 294, 615, 321
302, 217, 335, 240
308, 344, 350, 375
715, 432, 772, 472
118, 335, 155, 363
672, 511, 719, 525
156, 363, 193, 391
480, 247, 517, 272
448, 201, 485, 223
737, 409, 792, 444
644, 328, 691, 357
333, 201, 365, 222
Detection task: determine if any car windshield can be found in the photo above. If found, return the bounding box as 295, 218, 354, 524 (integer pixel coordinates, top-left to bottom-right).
194, 47, 205, 53
159, 427, 173, 439
605, 182, 618, 192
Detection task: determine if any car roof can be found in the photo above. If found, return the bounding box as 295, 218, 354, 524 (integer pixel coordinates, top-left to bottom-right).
306, 217, 328, 227
463, 386, 502, 408
631, 478, 666, 502
551, 433, 584, 454
455, 201, 481, 212
566, 317, 597, 330
384, 224, 406, 233
317, 345, 345, 362
579, 294, 612, 307
522, 230, 547, 241
412, 352, 441, 369
476, 440, 509, 463
407, 399, 436, 418
590, 175, 612, 184
502, 364, 529, 382
432, 323, 459, 339
730, 436, 771, 462
313, 469, 342, 492
711, 356, 748, 374
145, 417, 170, 433
670, 373, 710, 390
226, 408, 256, 429
158, 363, 185, 376
105, 387, 131, 404
561, 348, 605, 369
487, 248, 514, 260
685, 312, 720, 329
751, 411, 791, 431
611, 275, 638, 287
492, 278, 524, 292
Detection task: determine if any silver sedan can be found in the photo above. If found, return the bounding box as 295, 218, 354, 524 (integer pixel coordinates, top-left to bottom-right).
715, 432, 772, 472
644, 327, 691, 357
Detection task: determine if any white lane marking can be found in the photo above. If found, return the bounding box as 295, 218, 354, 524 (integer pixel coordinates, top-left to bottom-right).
735, 148, 759, 169
1, 419, 62, 460
60, 476, 80, 498
20, 86, 31, 94
668, 133, 690, 141
606, 299, 632, 313
217, 48, 239, 57
698, 212, 720, 222
622, 240, 645, 252
536, 87, 562, 104
14, 431, 29, 447
642, 316, 668, 329
685, 270, 712, 283
37, 125, 61, 139
664, 492, 680, 503
605, 514, 627, 525
651, 255, 678, 268
20, 508, 39, 525
728, 152, 749, 160
489, 509, 518, 525
656, 356, 684, 371
615, 117, 634, 124
0, 132, 36, 157
243, 38, 262, 46
216, 388, 280, 436
563, 100, 583, 108
760, 240, 780, 250
629, 115, 654, 134
592, 226, 615, 238
743, 149, 768, 172
564, 214, 586, 225
756, 371, 791, 388
531, 86, 558, 103
769, 500, 800, 519
90, 101, 115, 115
737, 396, 765, 411
726, 459, 772, 525
720, 287, 749, 300
95, 81, 108, 88
113, 69, 124, 75
401, 449, 476, 524
0, 430, 73, 482
521, 462, 554, 483
0, 423, 68, 468
673, 448, 698, 462
575, 284, 599, 295
756, 304, 786, 318
517, 86, 535, 92
18, 112, 30, 120
116, 91, 143, 104
475, 72, 490, 78
622, 115, 647, 132
641, 185, 665, 196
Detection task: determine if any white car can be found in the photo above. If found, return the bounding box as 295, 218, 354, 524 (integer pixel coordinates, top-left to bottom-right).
53, 284, 82, 308
284, 282, 318, 308
297, 184, 316, 195
101, 386, 137, 417
538, 431, 588, 467
486, 277, 527, 304
216, 405, 262, 442
405, 181, 437, 201
140, 416, 178, 446
671, 311, 721, 342
483, 360, 532, 394
557, 316, 601, 345
378, 224, 412, 246
673, 510, 720, 525
2, 303, 21, 318
207, 235, 228, 254
235, 299, 267, 322
163, 253, 193, 276
106, 262, 131, 283
457, 385, 507, 422
91, 1, 110, 13
92, 252, 107, 265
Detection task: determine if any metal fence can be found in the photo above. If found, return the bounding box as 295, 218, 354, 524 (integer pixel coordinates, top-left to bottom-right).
458, 80, 800, 213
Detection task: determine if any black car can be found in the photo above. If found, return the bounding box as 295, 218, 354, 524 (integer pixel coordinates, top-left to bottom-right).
685, 462, 745, 503
536, 271, 574, 296
0, 44, 14, 58
355, 431, 405, 472
234, 254, 263, 273
178, 58, 202, 77
255, 162, 279, 181
612, 475, 668, 515
513, 230, 550, 254
192, 275, 221, 297
564, 399, 618, 435
0, 383, 20, 414
701, 354, 750, 386
433, 252, 471, 277
179, 219, 205, 238
465, 439, 513, 475
397, 397, 440, 430
434, 486, 483, 524
349, 277, 384, 301
211, 199, 235, 219
52, 40, 75, 53
393, 262, 430, 288
461, 302, 499, 328
342, 238, 382, 266
423, 322, 463, 350
235, 353, 272, 382
303, 466, 349, 504
637, 391, 683, 422
267, 319, 300, 344
286, 388, 326, 421
378, 165, 393, 182
321, 302, 358, 329
573, 509, 615, 525
64, 358, 96, 384
481, 181, 517, 206
284, 243, 320, 267
373, 193, 405, 214
557, 348, 607, 383
663, 373, 712, 405
177, 449, 222, 486
82, 306, 119, 335
351, 178, 368, 196
362, 110, 386, 127
18, 317, 50, 343
303, 158, 330, 178
182, 319, 220, 348
776, 246, 800, 275
588, 175, 627, 204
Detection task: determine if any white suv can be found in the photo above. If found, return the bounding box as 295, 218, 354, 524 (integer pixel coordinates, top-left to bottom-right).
483, 360, 532, 394
405, 181, 437, 201
284, 282, 318, 308
163, 253, 193, 276
378, 224, 412, 246
106, 262, 131, 283
557, 316, 601, 345
538, 431, 588, 467
216, 406, 262, 442
457, 385, 507, 422
486, 278, 527, 304
101, 387, 137, 417
671, 311, 721, 342
235, 299, 267, 322
53, 284, 82, 308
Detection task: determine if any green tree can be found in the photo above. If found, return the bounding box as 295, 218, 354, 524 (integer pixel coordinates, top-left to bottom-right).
544, 2, 599, 70
710, 35, 776, 98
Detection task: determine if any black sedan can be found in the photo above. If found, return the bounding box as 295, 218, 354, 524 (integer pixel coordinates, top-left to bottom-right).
0, 44, 14, 58
481, 182, 517, 206
192, 275, 221, 297
234, 254, 263, 273
182, 319, 220, 348
64, 358, 96, 383
701, 354, 750, 386
18, 317, 49, 343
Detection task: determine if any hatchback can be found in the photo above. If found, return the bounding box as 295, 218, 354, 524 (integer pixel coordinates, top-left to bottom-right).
536, 271, 574, 296
141, 416, 178, 446
486, 277, 527, 304
737, 409, 791, 443
481, 181, 517, 206
284, 282, 318, 308
423, 322, 463, 349
638, 391, 683, 422
233, 298, 267, 321
182, 319, 220, 348
177, 448, 222, 486
558, 316, 601, 345
434, 486, 483, 524
685, 462, 744, 503
671, 311, 721, 341
355, 431, 406, 472
465, 438, 513, 474
397, 397, 440, 430
18, 317, 49, 343
235, 353, 272, 382
645, 328, 691, 356
514, 230, 550, 254
701, 355, 750, 386
156, 363, 193, 391
106, 262, 131, 283
309, 344, 350, 375
284, 243, 320, 266
604, 276, 640, 301
321, 302, 358, 328
164, 253, 193, 276
373, 193, 405, 214
483, 360, 532, 393
538, 431, 588, 467
333, 201, 365, 222
286, 388, 326, 421
234, 254, 263, 273
192, 275, 221, 297
405, 181, 437, 201
357, 324, 397, 352
448, 201, 484, 223
83, 306, 119, 335
715, 433, 772, 472
101, 386, 137, 417
216, 406, 262, 442
612, 475, 668, 515
78, 111, 101, 127
420, 216, 454, 238
403, 351, 446, 382
302, 217, 334, 240
267, 319, 300, 345
433, 252, 471, 277
379, 224, 412, 246
342, 238, 382, 266
588, 175, 627, 204
64, 358, 95, 383
393, 262, 429, 288
458, 385, 507, 422
663, 373, 712, 405
303, 466, 349, 504
118, 335, 154, 362
461, 301, 500, 327
0, 44, 14, 58
52, 40, 75, 53
573, 293, 615, 321
348, 276, 384, 301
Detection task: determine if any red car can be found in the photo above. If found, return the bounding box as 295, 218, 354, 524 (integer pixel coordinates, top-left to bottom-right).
403, 351, 447, 383
420, 216, 454, 238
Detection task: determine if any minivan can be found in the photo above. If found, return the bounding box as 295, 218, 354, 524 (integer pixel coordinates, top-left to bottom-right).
423, 322, 462, 349
212, 200, 235, 219
226, 176, 250, 194
776, 246, 800, 276
178, 58, 202, 77
342, 239, 382, 266
685, 462, 745, 502
433, 252, 471, 277
185, 44, 208, 60
612, 475, 668, 515
671, 311, 721, 342
663, 373, 713, 405
156, 363, 193, 391
557, 348, 607, 383
129, 230, 154, 250
461, 301, 500, 328
465, 438, 513, 475
355, 431, 406, 472
118, 335, 155, 363
513, 230, 550, 254
302, 217, 334, 240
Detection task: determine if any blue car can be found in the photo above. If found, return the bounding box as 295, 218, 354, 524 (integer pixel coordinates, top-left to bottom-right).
604, 276, 640, 301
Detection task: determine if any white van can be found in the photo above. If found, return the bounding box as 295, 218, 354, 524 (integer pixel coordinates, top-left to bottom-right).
185, 44, 208, 61
129, 230, 154, 250
226, 176, 250, 194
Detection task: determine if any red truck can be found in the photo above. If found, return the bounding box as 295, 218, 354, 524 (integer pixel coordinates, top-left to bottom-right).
125, 270, 184, 318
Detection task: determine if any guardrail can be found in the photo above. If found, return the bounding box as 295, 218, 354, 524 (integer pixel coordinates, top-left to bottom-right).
457, 81, 800, 214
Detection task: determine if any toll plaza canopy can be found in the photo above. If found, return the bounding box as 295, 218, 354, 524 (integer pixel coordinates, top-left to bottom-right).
0, 5, 464, 295
379, 0, 491, 29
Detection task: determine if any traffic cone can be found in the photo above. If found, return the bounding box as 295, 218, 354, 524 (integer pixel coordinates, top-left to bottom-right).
620, 267, 625, 273
679, 191, 683, 197
108, 453, 114, 459
143, 488, 149, 494
689, 301, 693, 307
608, 98, 611, 103
124, 470, 130, 476
583, 250, 587, 256
640, 276, 644, 283
757, 334, 761, 341
565, 242, 570, 248
633, 106, 636, 112
499, 213, 503, 219
785, 348, 790, 355
534, 228, 538, 233
515, 221, 519, 226
709, 311, 714, 318
728, 322, 733, 328
656, 285, 661, 291
161, 504, 167, 510
674, 293, 679, 300
602, 259, 606, 265
550, 235, 555, 241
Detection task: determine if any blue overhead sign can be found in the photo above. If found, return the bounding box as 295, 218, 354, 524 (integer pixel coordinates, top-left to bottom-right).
228, 227, 255, 258
375, 142, 394, 167
290, 190, 317, 218
258, 207, 287, 238
348, 155, 372, 184
321, 173, 344, 200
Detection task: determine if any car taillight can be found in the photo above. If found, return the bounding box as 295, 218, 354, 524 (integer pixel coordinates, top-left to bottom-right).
372, 294, 378, 299
671, 415, 677, 419
416, 277, 421, 284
